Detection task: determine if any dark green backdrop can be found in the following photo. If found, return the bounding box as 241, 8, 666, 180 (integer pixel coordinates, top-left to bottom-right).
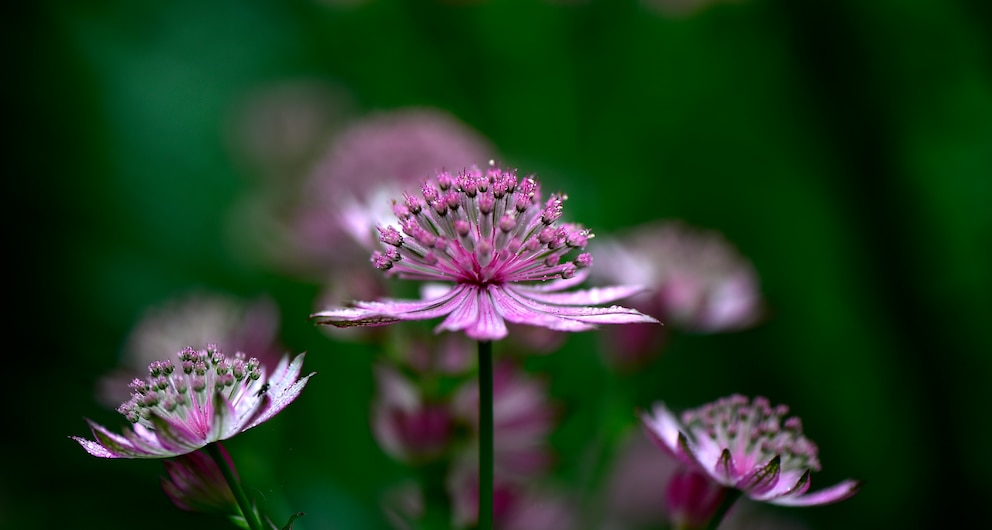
9, 0, 991, 528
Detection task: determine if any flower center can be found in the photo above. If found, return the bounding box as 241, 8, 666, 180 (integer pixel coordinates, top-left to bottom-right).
681, 394, 821, 473
371, 162, 593, 287
118, 345, 262, 437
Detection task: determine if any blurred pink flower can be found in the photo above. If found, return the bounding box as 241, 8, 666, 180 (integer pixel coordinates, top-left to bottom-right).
591, 221, 762, 365
403, 334, 474, 376
161, 445, 238, 514
74, 345, 313, 459
99, 292, 283, 408
641, 395, 861, 507
452, 360, 558, 477
372, 364, 454, 463
665, 468, 728, 529
284, 108, 497, 273
312, 164, 658, 340
447, 461, 576, 530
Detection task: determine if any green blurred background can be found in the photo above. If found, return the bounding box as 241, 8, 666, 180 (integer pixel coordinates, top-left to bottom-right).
9, 0, 991, 528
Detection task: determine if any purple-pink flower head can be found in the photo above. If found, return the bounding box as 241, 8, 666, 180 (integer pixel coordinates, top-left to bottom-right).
311, 163, 659, 341
641, 395, 861, 507
74, 345, 314, 459
161, 446, 238, 514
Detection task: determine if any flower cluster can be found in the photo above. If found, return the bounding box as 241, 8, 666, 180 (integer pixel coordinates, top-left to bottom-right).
75, 345, 313, 459
312, 163, 658, 340
70, 143, 862, 530
641, 394, 861, 507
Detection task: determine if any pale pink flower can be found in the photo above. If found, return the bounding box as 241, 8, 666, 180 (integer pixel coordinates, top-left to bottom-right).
593, 221, 762, 333
591, 221, 762, 365
233, 108, 495, 278
294, 108, 496, 269
312, 164, 658, 340
641, 395, 861, 507
74, 345, 314, 459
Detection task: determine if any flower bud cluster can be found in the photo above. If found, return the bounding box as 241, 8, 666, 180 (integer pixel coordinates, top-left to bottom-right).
681, 394, 821, 473
117, 345, 262, 431
371, 162, 593, 286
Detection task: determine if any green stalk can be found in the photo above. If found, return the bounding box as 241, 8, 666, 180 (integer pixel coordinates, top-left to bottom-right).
477, 340, 494, 530
206, 442, 265, 530
704, 487, 742, 530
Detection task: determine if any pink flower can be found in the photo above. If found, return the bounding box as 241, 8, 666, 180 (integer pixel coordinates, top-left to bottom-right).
371, 364, 454, 463
161, 446, 238, 514
447, 461, 576, 530
641, 395, 861, 507
593, 221, 762, 334
292, 108, 497, 269
452, 361, 557, 477
311, 163, 658, 341
591, 221, 763, 366
603, 434, 814, 530
665, 468, 727, 529
74, 345, 314, 459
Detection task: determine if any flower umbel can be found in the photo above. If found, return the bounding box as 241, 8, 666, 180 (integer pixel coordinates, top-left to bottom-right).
641, 395, 861, 507
74, 345, 314, 459
311, 163, 658, 340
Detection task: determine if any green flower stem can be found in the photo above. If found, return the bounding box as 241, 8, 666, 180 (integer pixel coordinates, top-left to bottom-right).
478, 340, 494, 530
704, 487, 743, 530
207, 442, 265, 530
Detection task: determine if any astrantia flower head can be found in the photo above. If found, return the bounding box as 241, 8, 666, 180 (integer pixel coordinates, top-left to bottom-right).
74, 345, 314, 459
312, 163, 658, 341
641, 394, 861, 507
